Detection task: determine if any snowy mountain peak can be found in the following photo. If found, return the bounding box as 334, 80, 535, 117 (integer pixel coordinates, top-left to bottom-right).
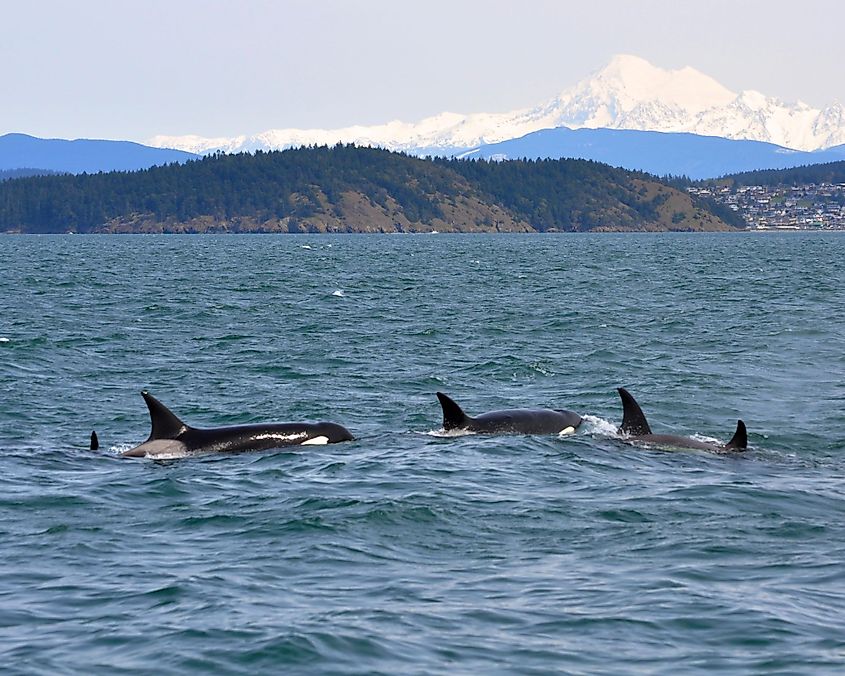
584, 54, 735, 113
596, 53, 663, 84
147, 55, 845, 155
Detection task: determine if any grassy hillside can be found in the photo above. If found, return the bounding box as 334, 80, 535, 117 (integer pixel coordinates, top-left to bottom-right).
0, 145, 739, 233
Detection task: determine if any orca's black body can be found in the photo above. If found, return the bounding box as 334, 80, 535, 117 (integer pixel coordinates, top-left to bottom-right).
436, 392, 582, 435
112, 391, 353, 458
617, 387, 747, 452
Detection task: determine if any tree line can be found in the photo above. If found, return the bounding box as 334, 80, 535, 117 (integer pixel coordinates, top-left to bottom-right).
712, 160, 845, 188
0, 144, 734, 233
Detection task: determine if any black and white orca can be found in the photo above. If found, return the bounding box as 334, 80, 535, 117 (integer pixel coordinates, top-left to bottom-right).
436, 391, 582, 435
95, 391, 353, 458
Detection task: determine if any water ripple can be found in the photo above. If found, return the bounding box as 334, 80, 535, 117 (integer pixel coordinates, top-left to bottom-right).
0, 233, 844, 673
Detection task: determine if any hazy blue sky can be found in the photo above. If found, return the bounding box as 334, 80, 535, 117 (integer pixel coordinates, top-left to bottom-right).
3, 0, 843, 141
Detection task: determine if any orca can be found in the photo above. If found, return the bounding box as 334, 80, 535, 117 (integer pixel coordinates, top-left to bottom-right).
617, 387, 747, 452
90, 431, 99, 451
436, 391, 582, 435
116, 391, 353, 458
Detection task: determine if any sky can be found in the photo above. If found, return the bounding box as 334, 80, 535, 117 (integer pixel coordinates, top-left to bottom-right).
2, 0, 843, 142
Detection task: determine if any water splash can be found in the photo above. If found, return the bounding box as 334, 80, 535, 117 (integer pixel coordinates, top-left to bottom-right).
421, 428, 476, 438
580, 414, 621, 438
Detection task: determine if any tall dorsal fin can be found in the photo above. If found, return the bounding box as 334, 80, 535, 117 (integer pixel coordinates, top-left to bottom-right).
618, 387, 652, 436
436, 392, 471, 431
725, 419, 747, 451
142, 391, 188, 441
90, 431, 99, 451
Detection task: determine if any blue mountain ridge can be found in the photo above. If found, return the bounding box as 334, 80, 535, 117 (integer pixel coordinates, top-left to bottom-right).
459, 127, 845, 180
6, 129, 845, 181
0, 133, 198, 174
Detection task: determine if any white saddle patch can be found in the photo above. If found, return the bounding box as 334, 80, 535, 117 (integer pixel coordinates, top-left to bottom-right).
559, 426, 576, 436
253, 432, 307, 443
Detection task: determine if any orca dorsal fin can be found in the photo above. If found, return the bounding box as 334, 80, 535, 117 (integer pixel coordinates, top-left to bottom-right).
142, 391, 188, 441
618, 387, 652, 436
436, 392, 471, 431
90, 431, 99, 451
725, 420, 747, 451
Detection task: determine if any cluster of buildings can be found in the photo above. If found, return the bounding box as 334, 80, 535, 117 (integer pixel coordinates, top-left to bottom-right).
688, 183, 845, 230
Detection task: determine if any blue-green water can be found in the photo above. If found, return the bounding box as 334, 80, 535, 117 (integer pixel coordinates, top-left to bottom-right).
1, 233, 844, 674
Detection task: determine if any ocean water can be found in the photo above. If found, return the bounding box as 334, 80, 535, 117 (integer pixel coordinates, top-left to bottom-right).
1, 232, 844, 674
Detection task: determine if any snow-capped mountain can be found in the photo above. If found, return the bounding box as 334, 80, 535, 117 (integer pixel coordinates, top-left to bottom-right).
147, 55, 845, 155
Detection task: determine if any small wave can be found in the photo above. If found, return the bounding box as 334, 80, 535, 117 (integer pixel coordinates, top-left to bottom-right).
109, 444, 196, 461
528, 361, 554, 376
136, 452, 193, 461
109, 443, 197, 460
300, 244, 313, 250
0, 337, 9, 343
580, 414, 620, 438
421, 428, 476, 438
691, 433, 722, 446
331, 289, 345, 297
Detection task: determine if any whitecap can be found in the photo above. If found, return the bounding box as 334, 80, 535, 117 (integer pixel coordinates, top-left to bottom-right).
580, 414, 620, 438
421, 428, 476, 438
529, 361, 553, 376
0, 337, 10, 343
331, 289, 345, 297
109, 442, 198, 460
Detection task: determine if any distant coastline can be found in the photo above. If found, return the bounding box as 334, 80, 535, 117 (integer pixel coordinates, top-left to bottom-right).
5, 146, 843, 235
0, 145, 739, 235
690, 163, 845, 231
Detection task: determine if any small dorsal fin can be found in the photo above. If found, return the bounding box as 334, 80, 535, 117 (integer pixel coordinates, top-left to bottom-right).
436, 392, 471, 431
142, 391, 188, 441
618, 387, 652, 436
725, 419, 747, 451
90, 431, 99, 451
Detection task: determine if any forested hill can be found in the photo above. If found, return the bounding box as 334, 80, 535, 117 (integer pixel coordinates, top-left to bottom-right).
715, 160, 845, 188
0, 168, 60, 181
0, 145, 739, 233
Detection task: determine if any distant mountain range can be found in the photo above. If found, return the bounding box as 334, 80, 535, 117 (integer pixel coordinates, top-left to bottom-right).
147, 54, 845, 155
460, 128, 845, 180
3, 55, 845, 180
0, 133, 197, 174
4, 128, 844, 183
